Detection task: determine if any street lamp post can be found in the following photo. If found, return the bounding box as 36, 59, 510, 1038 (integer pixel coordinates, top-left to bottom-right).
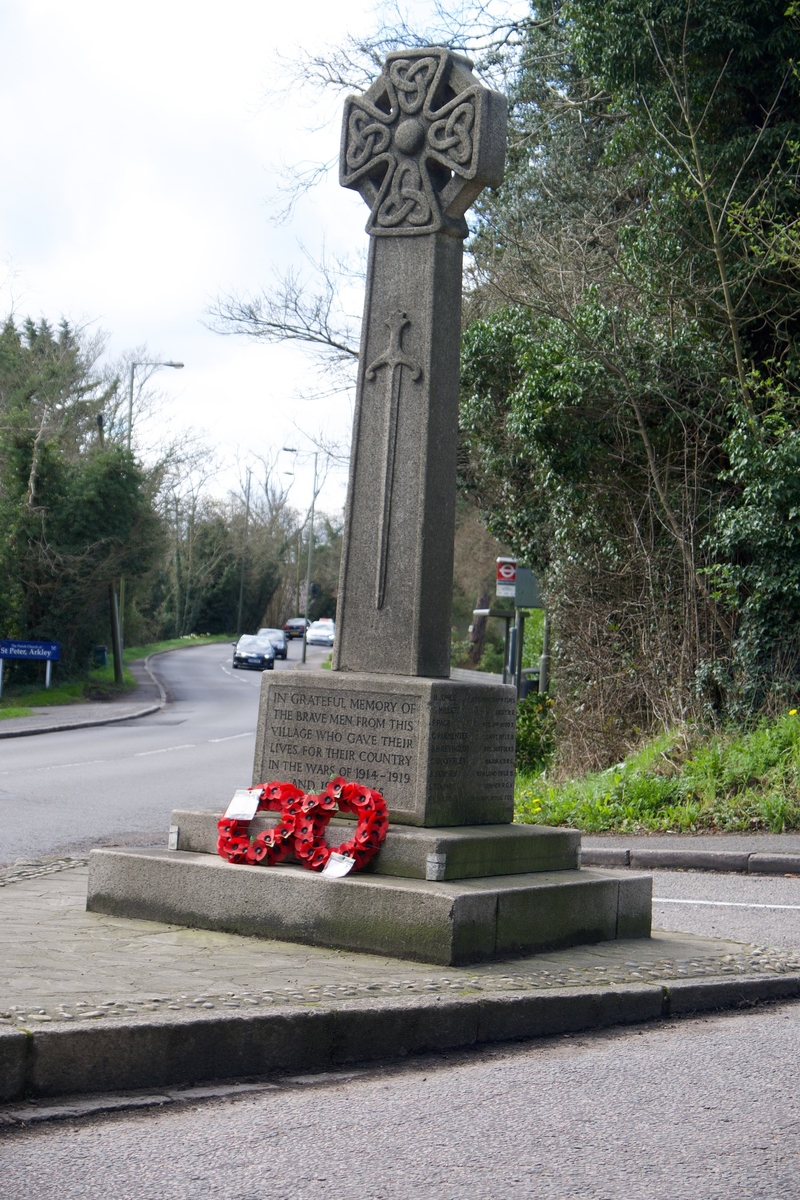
113, 358, 184, 683
127, 359, 184, 452
283, 447, 319, 665
236, 468, 252, 636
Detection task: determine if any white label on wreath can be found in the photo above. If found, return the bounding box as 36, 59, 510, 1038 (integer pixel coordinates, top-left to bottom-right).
321, 852, 356, 878
224, 788, 260, 821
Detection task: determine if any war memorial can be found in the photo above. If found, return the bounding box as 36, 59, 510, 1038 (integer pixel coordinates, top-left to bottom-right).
87, 47, 652, 965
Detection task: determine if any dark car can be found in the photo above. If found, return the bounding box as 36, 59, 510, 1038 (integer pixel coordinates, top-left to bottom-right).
257, 627, 288, 659
232, 635, 275, 670
283, 617, 310, 640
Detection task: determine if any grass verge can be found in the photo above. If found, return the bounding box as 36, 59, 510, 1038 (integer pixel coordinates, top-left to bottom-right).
0, 634, 233, 710
515, 709, 800, 834
0, 706, 34, 720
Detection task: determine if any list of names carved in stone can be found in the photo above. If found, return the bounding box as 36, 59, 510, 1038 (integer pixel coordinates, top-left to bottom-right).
430, 689, 516, 794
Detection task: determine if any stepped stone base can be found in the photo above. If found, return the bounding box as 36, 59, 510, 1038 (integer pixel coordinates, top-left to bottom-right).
87, 848, 652, 966
172, 810, 581, 881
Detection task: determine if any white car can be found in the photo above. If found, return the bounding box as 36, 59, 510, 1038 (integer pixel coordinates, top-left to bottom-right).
306, 620, 335, 647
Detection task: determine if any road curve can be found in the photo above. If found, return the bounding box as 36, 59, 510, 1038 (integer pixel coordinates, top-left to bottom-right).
0, 641, 328, 865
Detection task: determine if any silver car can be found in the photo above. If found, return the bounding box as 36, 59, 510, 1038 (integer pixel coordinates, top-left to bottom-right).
306, 620, 335, 647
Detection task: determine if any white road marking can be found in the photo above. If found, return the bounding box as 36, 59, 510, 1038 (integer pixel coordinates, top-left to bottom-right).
29, 759, 107, 772
134, 743, 197, 757
654, 897, 800, 912
209, 732, 254, 743
220, 661, 261, 687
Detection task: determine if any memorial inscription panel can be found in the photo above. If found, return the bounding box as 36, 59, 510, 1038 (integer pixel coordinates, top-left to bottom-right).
253, 671, 516, 826
258, 682, 421, 797
429, 687, 517, 803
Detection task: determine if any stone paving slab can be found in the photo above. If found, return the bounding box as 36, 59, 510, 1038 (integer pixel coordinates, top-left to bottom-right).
2, 863, 799, 1028
2, 860, 799, 1102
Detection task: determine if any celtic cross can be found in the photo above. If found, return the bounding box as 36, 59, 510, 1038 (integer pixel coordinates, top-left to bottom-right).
340, 48, 506, 238
334, 49, 507, 677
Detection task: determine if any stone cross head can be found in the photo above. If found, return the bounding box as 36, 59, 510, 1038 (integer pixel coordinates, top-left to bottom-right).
340, 47, 507, 238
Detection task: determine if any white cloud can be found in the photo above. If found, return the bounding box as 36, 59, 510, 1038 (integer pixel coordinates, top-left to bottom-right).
0, 0, 378, 512
0, 0, 527, 511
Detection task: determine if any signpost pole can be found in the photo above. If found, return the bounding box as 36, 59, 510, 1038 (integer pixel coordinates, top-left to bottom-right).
118, 577, 125, 647
45, 660, 52, 689
496, 558, 517, 686
0, 658, 3, 700
108, 582, 124, 685
539, 612, 551, 695
514, 609, 526, 698
301, 452, 318, 667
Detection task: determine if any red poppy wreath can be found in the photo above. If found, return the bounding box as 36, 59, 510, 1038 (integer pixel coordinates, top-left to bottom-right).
217, 777, 388, 872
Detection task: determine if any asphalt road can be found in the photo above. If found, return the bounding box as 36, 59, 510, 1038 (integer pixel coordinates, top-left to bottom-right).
0, 641, 328, 865
1, 981, 797, 1198
651, 867, 800, 952
3, 649, 800, 1195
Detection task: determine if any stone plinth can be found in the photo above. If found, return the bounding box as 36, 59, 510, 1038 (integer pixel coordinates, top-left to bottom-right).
87, 849, 652, 967
253, 669, 516, 826
172, 809, 580, 880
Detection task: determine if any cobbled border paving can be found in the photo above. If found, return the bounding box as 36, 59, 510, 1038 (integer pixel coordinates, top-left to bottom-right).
4, 859, 800, 1027
0, 856, 88, 887
4, 855, 800, 1029
4, 953, 800, 1027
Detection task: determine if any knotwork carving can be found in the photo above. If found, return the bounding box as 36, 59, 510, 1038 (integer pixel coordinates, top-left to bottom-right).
340, 47, 506, 237
389, 56, 437, 114
346, 110, 391, 171
379, 160, 431, 228
428, 101, 475, 164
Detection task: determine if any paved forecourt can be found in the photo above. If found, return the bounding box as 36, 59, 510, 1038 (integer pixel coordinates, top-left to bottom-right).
3, 862, 800, 1104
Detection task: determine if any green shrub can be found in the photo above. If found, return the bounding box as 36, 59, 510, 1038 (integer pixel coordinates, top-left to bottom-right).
516, 694, 556, 773
516, 711, 800, 833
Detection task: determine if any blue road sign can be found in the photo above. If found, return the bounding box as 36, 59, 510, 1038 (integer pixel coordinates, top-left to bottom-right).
0, 640, 61, 661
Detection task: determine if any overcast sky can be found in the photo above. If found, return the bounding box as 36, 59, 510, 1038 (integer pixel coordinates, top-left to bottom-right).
0, 0, 526, 515
0, 0, 398, 512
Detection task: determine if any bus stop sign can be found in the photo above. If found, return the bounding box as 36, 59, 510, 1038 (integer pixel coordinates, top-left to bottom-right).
496, 558, 517, 598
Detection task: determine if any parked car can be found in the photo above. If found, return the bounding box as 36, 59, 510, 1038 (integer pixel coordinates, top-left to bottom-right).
232, 635, 275, 670
283, 617, 310, 640
257, 628, 288, 659
306, 620, 335, 647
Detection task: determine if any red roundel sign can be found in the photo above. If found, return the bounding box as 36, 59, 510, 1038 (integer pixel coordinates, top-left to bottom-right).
496, 557, 517, 597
